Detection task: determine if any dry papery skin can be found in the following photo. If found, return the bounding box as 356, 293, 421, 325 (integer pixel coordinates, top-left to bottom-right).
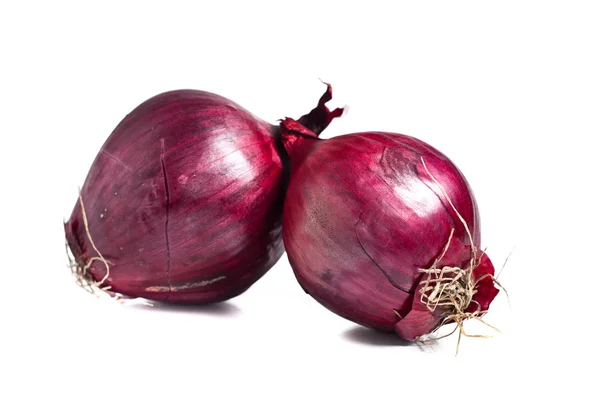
64, 87, 343, 304
282, 116, 505, 350
416, 158, 507, 354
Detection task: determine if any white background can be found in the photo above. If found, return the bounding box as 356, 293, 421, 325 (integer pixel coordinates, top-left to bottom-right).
1, 1, 598, 399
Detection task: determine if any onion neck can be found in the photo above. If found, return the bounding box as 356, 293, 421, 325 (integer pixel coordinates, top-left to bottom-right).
279, 83, 344, 171
279, 118, 320, 172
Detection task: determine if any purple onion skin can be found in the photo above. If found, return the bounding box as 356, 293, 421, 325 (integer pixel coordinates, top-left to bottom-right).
65, 90, 289, 303
281, 128, 498, 340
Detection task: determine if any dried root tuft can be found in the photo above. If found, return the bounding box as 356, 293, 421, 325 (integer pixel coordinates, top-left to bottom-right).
66, 190, 140, 304
418, 158, 507, 354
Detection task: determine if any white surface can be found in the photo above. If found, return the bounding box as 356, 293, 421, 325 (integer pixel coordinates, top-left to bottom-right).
1, 1, 598, 400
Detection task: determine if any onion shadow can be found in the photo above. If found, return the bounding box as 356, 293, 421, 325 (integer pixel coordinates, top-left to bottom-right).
342, 326, 412, 346
131, 300, 241, 317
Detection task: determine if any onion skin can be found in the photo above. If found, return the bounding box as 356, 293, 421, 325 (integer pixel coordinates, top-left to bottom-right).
281, 125, 499, 340
65, 90, 289, 303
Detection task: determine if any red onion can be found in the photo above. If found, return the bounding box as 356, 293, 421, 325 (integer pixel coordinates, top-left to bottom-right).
281, 99, 499, 340
65, 88, 341, 303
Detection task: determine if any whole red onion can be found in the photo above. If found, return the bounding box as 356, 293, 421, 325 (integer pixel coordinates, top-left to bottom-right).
281, 111, 499, 340
65, 87, 341, 303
